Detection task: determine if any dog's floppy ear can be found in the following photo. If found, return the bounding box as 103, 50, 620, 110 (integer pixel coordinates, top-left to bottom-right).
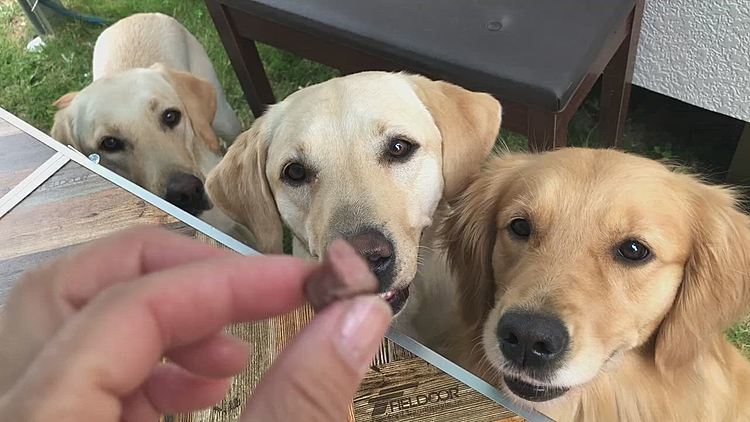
53, 91, 78, 109
205, 115, 283, 254
655, 180, 750, 373
154, 63, 221, 153
439, 154, 528, 330
50, 93, 78, 147
408, 74, 501, 201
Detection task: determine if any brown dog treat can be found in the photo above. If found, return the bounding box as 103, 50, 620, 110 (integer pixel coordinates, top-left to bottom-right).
304, 238, 379, 311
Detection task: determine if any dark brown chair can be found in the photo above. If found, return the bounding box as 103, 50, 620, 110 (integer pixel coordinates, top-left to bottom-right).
205, 0, 644, 150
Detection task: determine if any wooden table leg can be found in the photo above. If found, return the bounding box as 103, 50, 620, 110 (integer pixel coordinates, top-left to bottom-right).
599, 0, 645, 147
527, 108, 568, 151
727, 123, 750, 185
205, 0, 276, 118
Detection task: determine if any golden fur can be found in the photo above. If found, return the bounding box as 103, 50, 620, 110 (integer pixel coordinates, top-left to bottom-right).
441, 148, 750, 421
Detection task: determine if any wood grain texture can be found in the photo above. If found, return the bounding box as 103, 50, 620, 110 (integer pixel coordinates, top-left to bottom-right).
0, 159, 190, 303
355, 357, 522, 422
0, 161, 178, 261
0, 119, 55, 197
170, 306, 317, 422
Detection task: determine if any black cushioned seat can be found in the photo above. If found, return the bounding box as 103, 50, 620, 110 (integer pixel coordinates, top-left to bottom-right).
207, 0, 643, 149
222, 0, 634, 111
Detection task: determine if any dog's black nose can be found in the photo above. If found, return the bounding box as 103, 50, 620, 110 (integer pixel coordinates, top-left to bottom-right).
165, 173, 207, 215
496, 310, 569, 370
347, 229, 395, 289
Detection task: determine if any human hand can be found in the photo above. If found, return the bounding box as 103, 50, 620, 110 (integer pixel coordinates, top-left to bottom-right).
0, 227, 391, 421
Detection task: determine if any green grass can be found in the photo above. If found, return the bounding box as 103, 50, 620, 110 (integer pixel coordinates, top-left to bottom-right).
728, 317, 750, 358
0, 0, 338, 132
0, 0, 747, 354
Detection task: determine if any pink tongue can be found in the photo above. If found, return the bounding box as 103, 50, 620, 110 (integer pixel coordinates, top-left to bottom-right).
379, 291, 395, 300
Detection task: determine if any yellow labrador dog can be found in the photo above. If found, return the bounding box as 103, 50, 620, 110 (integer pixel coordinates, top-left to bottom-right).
206, 71, 501, 345
51, 13, 242, 234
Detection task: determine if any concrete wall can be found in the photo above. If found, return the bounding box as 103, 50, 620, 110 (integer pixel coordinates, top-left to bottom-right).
633, 0, 750, 122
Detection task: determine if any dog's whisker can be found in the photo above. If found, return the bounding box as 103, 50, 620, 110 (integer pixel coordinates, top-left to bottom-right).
417, 245, 437, 253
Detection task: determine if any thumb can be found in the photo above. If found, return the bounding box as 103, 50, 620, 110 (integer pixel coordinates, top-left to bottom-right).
242, 296, 392, 421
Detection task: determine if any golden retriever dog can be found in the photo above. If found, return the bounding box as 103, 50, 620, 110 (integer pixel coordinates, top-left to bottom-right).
206, 71, 500, 344
441, 148, 750, 421
50, 13, 243, 235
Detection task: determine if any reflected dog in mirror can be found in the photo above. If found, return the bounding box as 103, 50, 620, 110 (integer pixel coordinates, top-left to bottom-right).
206, 71, 501, 348
441, 148, 750, 421
49, 13, 246, 239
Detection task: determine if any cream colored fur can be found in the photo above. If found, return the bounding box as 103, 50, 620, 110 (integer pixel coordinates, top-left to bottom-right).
206, 71, 501, 346
50, 13, 247, 242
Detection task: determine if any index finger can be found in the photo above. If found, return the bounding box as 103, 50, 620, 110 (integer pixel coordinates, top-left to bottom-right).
7, 227, 231, 311
0, 227, 232, 392
59, 226, 234, 308
2, 254, 319, 419
9, 255, 317, 417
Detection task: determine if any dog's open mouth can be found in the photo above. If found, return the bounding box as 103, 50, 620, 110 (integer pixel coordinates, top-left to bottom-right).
379, 286, 409, 314
503, 376, 569, 402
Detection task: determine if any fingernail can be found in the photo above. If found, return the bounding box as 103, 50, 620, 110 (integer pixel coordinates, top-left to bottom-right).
337, 296, 392, 373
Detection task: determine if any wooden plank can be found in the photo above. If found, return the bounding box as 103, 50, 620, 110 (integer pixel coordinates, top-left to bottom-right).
0, 243, 77, 305
193, 307, 314, 421
0, 221, 192, 305
0, 162, 178, 261
15, 159, 120, 207
0, 159, 191, 302
0, 120, 56, 197
0, 152, 69, 218
355, 357, 522, 422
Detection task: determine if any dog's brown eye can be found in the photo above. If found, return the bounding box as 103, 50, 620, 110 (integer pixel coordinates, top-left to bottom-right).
282, 162, 308, 185
509, 218, 531, 238
617, 239, 650, 262
162, 109, 181, 128
386, 138, 416, 161
99, 136, 125, 152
